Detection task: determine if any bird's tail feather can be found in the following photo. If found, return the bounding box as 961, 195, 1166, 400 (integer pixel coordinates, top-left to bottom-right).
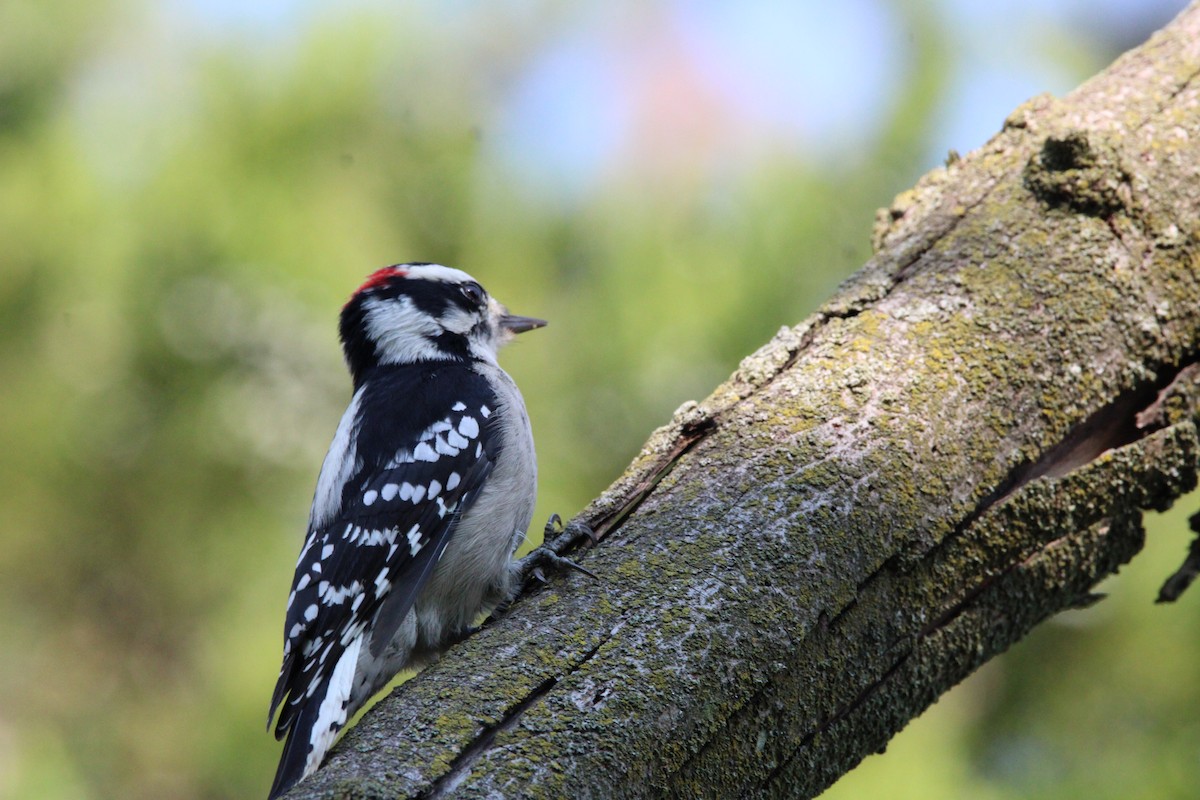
268, 635, 363, 799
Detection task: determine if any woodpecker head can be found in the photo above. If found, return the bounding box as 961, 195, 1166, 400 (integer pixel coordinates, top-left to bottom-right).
339, 263, 545, 383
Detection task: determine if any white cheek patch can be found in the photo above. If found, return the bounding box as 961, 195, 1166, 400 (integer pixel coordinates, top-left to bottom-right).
363, 296, 444, 364
438, 306, 478, 335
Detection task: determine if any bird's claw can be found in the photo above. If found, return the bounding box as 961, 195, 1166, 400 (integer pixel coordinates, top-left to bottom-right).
517, 514, 600, 588
543, 513, 599, 550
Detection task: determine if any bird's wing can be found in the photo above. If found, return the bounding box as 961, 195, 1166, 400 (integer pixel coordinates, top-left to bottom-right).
268, 376, 499, 739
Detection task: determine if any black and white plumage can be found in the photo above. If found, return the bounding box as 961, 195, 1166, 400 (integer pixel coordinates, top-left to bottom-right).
267, 264, 546, 799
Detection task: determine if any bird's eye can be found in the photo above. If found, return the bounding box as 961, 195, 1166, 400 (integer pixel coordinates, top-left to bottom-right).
460, 282, 486, 306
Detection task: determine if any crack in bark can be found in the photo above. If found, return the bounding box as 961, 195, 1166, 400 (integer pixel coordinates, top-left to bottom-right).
584, 416, 717, 542
939, 356, 1198, 555
919, 516, 1112, 642
915, 355, 1200, 637
1138, 362, 1200, 429
419, 677, 558, 800
837, 370, 1188, 646
890, 180, 999, 285
1135, 60, 1200, 130
761, 511, 1127, 796
754, 650, 909, 796
419, 639, 609, 799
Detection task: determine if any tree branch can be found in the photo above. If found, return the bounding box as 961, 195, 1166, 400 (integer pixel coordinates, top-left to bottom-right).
287, 5, 1200, 797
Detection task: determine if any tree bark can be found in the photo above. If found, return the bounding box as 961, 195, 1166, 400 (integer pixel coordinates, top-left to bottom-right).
288, 5, 1200, 798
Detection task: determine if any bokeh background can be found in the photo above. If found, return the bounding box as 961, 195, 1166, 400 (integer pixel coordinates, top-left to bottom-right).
2, 0, 1198, 798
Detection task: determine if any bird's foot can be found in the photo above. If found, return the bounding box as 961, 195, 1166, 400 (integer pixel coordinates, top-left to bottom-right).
516, 514, 599, 588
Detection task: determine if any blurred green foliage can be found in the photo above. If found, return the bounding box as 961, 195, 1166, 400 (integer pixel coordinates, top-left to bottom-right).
0, 1, 1196, 798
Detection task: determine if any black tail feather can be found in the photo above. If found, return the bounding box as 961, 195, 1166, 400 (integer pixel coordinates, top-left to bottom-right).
268, 692, 320, 800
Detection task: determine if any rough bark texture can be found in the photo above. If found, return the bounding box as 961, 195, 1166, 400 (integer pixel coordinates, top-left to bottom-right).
287, 6, 1200, 798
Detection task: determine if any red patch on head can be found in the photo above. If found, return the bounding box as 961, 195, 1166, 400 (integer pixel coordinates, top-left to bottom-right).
352, 266, 408, 297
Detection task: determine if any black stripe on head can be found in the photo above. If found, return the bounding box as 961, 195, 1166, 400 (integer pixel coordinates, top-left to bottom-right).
376, 268, 477, 315
393, 279, 453, 319
433, 331, 471, 361
339, 292, 376, 387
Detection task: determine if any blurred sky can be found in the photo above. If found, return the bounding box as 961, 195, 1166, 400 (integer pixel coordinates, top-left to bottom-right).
159, 0, 1188, 203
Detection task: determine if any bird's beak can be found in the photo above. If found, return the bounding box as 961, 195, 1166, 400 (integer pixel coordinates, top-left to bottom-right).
499, 314, 547, 334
